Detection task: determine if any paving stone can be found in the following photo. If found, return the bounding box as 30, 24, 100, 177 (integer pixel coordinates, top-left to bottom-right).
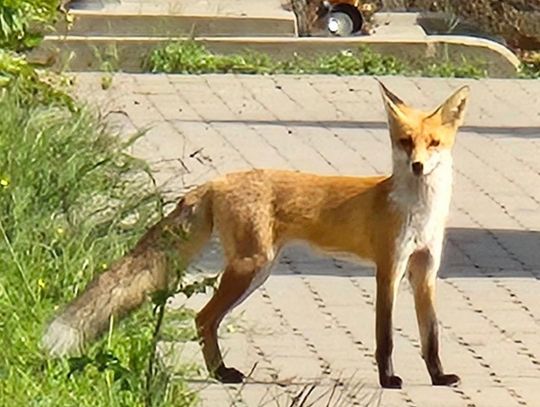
73, 73, 540, 406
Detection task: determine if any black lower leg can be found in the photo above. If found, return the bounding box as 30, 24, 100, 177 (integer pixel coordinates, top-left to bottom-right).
215, 363, 245, 383
376, 281, 402, 389
425, 321, 460, 386
376, 332, 402, 389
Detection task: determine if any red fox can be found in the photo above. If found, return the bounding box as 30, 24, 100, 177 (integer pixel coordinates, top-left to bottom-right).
43, 81, 469, 389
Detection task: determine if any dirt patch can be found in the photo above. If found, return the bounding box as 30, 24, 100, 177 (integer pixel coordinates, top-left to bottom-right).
284, 0, 540, 50
407, 0, 540, 50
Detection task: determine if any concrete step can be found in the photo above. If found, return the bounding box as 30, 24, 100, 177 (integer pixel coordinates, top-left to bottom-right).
371, 12, 427, 37
28, 35, 519, 77
60, 0, 296, 37
68, 0, 292, 19
54, 10, 296, 37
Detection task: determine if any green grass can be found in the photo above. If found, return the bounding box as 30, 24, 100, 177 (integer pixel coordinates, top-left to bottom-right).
518, 52, 540, 79
0, 49, 74, 108
147, 41, 488, 78
0, 65, 197, 406
0, 0, 59, 50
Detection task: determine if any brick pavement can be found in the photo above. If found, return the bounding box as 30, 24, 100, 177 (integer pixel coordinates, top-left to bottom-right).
74, 73, 540, 406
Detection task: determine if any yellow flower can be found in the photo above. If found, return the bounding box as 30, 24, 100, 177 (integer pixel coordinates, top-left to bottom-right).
56, 227, 65, 236
101, 263, 108, 270
0, 178, 9, 188
38, 278, 46, 289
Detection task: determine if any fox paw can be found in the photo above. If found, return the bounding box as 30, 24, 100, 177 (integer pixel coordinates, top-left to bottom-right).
380, 374, 403, 389
432, 373, 461, 387
215, 365, 245, 384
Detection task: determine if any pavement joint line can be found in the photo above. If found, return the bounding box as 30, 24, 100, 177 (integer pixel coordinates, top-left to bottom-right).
482, 131, 540, 177
243, 290, 311, 397
492, 279, 540, 329
165, 75, 253, 173
482, 81, 536, 127
236, 77, 307, 171
258, 282, 333, 378
71, 73, 540, 405
451, 201, 538, 279
342, 268, 480, 406
304, 78, 387, 173
270, 76, 346, 175
277, 255, 369, 407
454, 166, 528, 230
288, 263, 378, 404
441, 280, 533, 406
457, 134, 540, 210
350, 278, 487, 406
445, 243, 540, 329
236, 299, 297, 402
138, 96, 195, 188
447, 321, 530, 407
203, 76, 293, 170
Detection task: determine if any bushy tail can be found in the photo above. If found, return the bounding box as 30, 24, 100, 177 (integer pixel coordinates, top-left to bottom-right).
42, 186, 213, 357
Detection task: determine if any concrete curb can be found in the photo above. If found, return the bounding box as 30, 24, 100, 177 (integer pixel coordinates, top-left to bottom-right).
29, 34, 520, 77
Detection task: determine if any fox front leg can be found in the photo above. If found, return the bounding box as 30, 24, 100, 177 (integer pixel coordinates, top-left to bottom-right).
408, 248, 460, 386
375, 258, 405, 389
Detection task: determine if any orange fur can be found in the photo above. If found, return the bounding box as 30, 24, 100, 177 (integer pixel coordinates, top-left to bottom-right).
43, 82, 469, 388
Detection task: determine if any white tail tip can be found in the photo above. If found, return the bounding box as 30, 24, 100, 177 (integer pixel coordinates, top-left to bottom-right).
41, 319, 84, 357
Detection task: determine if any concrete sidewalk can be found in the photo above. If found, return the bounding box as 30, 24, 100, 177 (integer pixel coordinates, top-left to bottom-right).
75, 73, 540, 406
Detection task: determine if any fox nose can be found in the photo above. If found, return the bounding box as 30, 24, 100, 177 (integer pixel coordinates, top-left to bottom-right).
411, 161, 424, 176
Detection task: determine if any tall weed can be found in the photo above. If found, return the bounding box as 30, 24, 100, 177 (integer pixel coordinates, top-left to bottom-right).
0, 0, 59, 50
0, 80, 195, 406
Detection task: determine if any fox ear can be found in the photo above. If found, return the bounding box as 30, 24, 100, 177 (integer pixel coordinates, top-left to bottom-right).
431, 86, 469, 128
377, 80, 408, 124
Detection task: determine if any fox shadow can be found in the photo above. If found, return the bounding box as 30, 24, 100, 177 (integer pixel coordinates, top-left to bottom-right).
192, 228, 539, 279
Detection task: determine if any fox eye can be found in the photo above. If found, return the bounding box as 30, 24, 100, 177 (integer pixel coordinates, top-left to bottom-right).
429, 139, 440, 148
399, 138, 413, 150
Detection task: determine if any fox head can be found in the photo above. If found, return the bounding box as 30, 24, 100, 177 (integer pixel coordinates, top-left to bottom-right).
378, 81, 469, 177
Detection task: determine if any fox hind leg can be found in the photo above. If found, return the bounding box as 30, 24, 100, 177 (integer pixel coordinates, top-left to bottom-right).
195, 245, 274, 383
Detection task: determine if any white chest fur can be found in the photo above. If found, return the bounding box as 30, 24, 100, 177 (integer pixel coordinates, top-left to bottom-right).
390, 153, 453, 254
